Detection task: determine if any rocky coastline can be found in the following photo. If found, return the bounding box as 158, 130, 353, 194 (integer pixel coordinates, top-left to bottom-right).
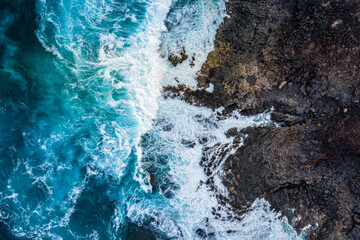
168, 0, 360, 239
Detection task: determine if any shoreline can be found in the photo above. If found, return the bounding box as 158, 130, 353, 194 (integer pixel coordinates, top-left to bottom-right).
173, 0, 360, 239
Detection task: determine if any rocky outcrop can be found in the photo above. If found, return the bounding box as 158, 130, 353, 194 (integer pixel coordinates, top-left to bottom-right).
172, 0, 360, 124
220, 111, 360, 239
167, 0, 360, 239
168, 48, 188, 67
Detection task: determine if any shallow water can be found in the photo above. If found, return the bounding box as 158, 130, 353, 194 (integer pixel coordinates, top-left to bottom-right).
0, 0, 306, 239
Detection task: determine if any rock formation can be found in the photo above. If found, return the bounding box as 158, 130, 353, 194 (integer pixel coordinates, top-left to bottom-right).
167, 0, 360, 239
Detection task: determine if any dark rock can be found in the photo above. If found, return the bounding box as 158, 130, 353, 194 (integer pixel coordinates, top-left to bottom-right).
196, 228, 207, 238
181, 139, 196, 148
225, 127, 238, 138
168, 48, 188, 67
185, 1, 360, 239
169, 0, 360, 125
270, 112, 304, 125
220, 110, 360, 239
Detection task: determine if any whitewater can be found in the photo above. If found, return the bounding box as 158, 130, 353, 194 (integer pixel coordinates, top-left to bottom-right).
0, 0, 306, 239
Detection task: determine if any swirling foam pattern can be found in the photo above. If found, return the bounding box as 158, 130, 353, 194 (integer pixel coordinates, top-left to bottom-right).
0, 0, 306, 239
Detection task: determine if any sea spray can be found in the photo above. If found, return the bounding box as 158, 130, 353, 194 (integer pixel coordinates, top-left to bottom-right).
0, 0, 306, 239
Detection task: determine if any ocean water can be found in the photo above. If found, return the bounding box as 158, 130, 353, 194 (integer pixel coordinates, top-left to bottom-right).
0, 0, 306, 239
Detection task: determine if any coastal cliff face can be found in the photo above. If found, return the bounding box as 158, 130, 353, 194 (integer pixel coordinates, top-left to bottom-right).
170, 0, 360, 239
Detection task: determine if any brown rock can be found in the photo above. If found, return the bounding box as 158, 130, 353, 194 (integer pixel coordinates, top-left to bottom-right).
168, 47, 188, 67
172, 0, 360, 123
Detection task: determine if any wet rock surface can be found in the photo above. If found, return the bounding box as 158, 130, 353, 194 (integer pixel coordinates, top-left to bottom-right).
168, 47, 189, 67
175, 0, 360, 239
221, 111, 360, 239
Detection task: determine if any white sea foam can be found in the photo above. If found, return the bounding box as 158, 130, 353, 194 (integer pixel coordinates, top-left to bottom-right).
132, 97, 305, 239
126, 0, 306, 238
35, 0, 172, 179
160, 0, 227, 88
2, 0, 308, 239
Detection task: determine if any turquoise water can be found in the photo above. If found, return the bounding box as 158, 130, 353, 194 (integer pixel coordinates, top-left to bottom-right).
0, 0, 306, 239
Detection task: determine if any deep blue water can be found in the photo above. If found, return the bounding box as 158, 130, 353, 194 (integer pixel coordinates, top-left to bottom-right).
0, 0, 306, 239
